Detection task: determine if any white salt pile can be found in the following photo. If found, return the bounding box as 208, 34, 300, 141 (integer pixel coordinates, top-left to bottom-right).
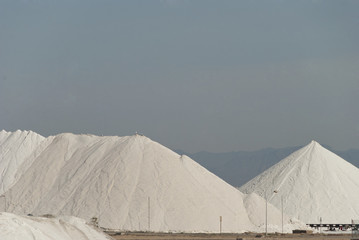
0, 212, 111, 240
240, 140, 359, 224
243, 193, 304, 233
0, 130, 50, 194
0, 130, 304, 233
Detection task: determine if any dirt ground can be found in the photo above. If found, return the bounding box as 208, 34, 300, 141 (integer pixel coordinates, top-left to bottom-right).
107, 232, 358, 240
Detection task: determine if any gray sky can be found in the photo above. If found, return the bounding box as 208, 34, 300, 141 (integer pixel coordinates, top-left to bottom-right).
1, 0, 358, 153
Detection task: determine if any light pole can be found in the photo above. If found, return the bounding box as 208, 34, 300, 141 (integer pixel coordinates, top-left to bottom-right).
266, 190, 281, 236
281, 196, 283, 234
148, 197, 150, 231
265, 191, 268, 236
273, 190, 283, 234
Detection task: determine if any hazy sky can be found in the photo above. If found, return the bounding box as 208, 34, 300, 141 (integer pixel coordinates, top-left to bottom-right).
1, 0, 358, 153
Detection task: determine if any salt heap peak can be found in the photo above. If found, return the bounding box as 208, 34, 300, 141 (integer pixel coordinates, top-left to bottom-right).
240, 140, 359, 224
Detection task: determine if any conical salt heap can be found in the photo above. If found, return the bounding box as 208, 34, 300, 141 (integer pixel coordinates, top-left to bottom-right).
241, 140, 359, 224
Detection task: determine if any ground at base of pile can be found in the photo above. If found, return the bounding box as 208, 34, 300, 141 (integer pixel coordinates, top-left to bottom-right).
108, 232, 356, 240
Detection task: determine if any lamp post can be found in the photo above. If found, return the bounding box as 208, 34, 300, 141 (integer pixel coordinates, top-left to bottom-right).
265, 191, 268, 236
266, 190, 282, 236
273, 190, 283, 234
281, 196, 283, 234
148, 197, 150, 231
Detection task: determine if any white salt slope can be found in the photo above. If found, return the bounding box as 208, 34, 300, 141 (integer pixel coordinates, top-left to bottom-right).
243, 193, 305, 233
240, 140, 359, 224
1, 132, 258, 232
0, 212, 111, 240
0, 131, 305, 232
0, 130, 50, 194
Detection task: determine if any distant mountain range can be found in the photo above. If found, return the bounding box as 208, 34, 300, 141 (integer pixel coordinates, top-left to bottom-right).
176, 145, 359, 188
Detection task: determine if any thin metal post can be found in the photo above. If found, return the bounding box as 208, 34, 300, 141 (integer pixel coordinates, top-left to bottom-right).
281, 196, 283, 234
320, 217, 322, 233
148, 197, 150, 231
219, 216, 222, 233
265, 191, 267, 236
272, 190, 281, 235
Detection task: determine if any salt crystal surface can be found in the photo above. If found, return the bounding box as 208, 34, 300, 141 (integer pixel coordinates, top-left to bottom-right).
0, 212, 111, 240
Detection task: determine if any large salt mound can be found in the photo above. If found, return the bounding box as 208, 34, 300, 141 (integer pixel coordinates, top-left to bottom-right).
240, 140, 359, 224
1, 132, 256, 232
0, 131, 304, 232
0, 212, 111, 240
0, 130, 50, 194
